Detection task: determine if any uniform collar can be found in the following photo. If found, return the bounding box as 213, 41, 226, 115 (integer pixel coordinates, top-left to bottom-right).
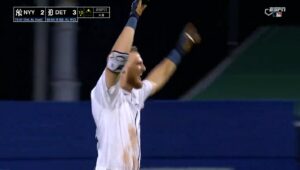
121, 88, 137, 104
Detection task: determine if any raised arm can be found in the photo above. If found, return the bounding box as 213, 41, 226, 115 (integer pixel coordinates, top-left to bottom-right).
146, 23, 201, 95
105, 0, 147, 89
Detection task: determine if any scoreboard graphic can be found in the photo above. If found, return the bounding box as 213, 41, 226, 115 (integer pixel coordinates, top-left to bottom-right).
13, 6, 110, 22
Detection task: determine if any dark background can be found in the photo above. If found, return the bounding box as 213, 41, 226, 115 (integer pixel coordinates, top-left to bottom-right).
1, 0, 299, 100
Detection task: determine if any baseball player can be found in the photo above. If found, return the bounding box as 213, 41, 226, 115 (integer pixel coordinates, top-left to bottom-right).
91, 0, 201, 169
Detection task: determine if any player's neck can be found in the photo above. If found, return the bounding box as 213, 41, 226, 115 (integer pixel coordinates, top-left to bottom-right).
120, 76, 133, 93
121, 84, 133, 93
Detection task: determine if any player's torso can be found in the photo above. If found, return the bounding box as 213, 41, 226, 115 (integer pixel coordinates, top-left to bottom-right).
96, 90, 141, 170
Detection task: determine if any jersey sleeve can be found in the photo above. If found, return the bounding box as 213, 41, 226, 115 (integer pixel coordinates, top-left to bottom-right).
91, 71, 119, 108
138, 80, 153, 109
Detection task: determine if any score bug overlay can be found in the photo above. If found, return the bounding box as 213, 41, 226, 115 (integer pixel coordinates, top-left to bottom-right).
13, 6, 110, 23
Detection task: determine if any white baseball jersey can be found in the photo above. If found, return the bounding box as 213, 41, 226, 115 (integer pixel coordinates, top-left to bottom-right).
91, 71, 153, 170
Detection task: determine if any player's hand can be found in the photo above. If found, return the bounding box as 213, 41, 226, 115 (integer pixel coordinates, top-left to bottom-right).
176, 23, 201, 55
130, 0, 148, 18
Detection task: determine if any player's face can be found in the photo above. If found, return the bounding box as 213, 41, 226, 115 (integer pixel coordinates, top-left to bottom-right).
126, 51, 146, 89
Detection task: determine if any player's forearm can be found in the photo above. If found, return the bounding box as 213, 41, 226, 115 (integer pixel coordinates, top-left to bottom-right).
146, 58, 177, 95
111, 27, 135, 53
146, 22, 201, 95
112, 0, 144, 53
